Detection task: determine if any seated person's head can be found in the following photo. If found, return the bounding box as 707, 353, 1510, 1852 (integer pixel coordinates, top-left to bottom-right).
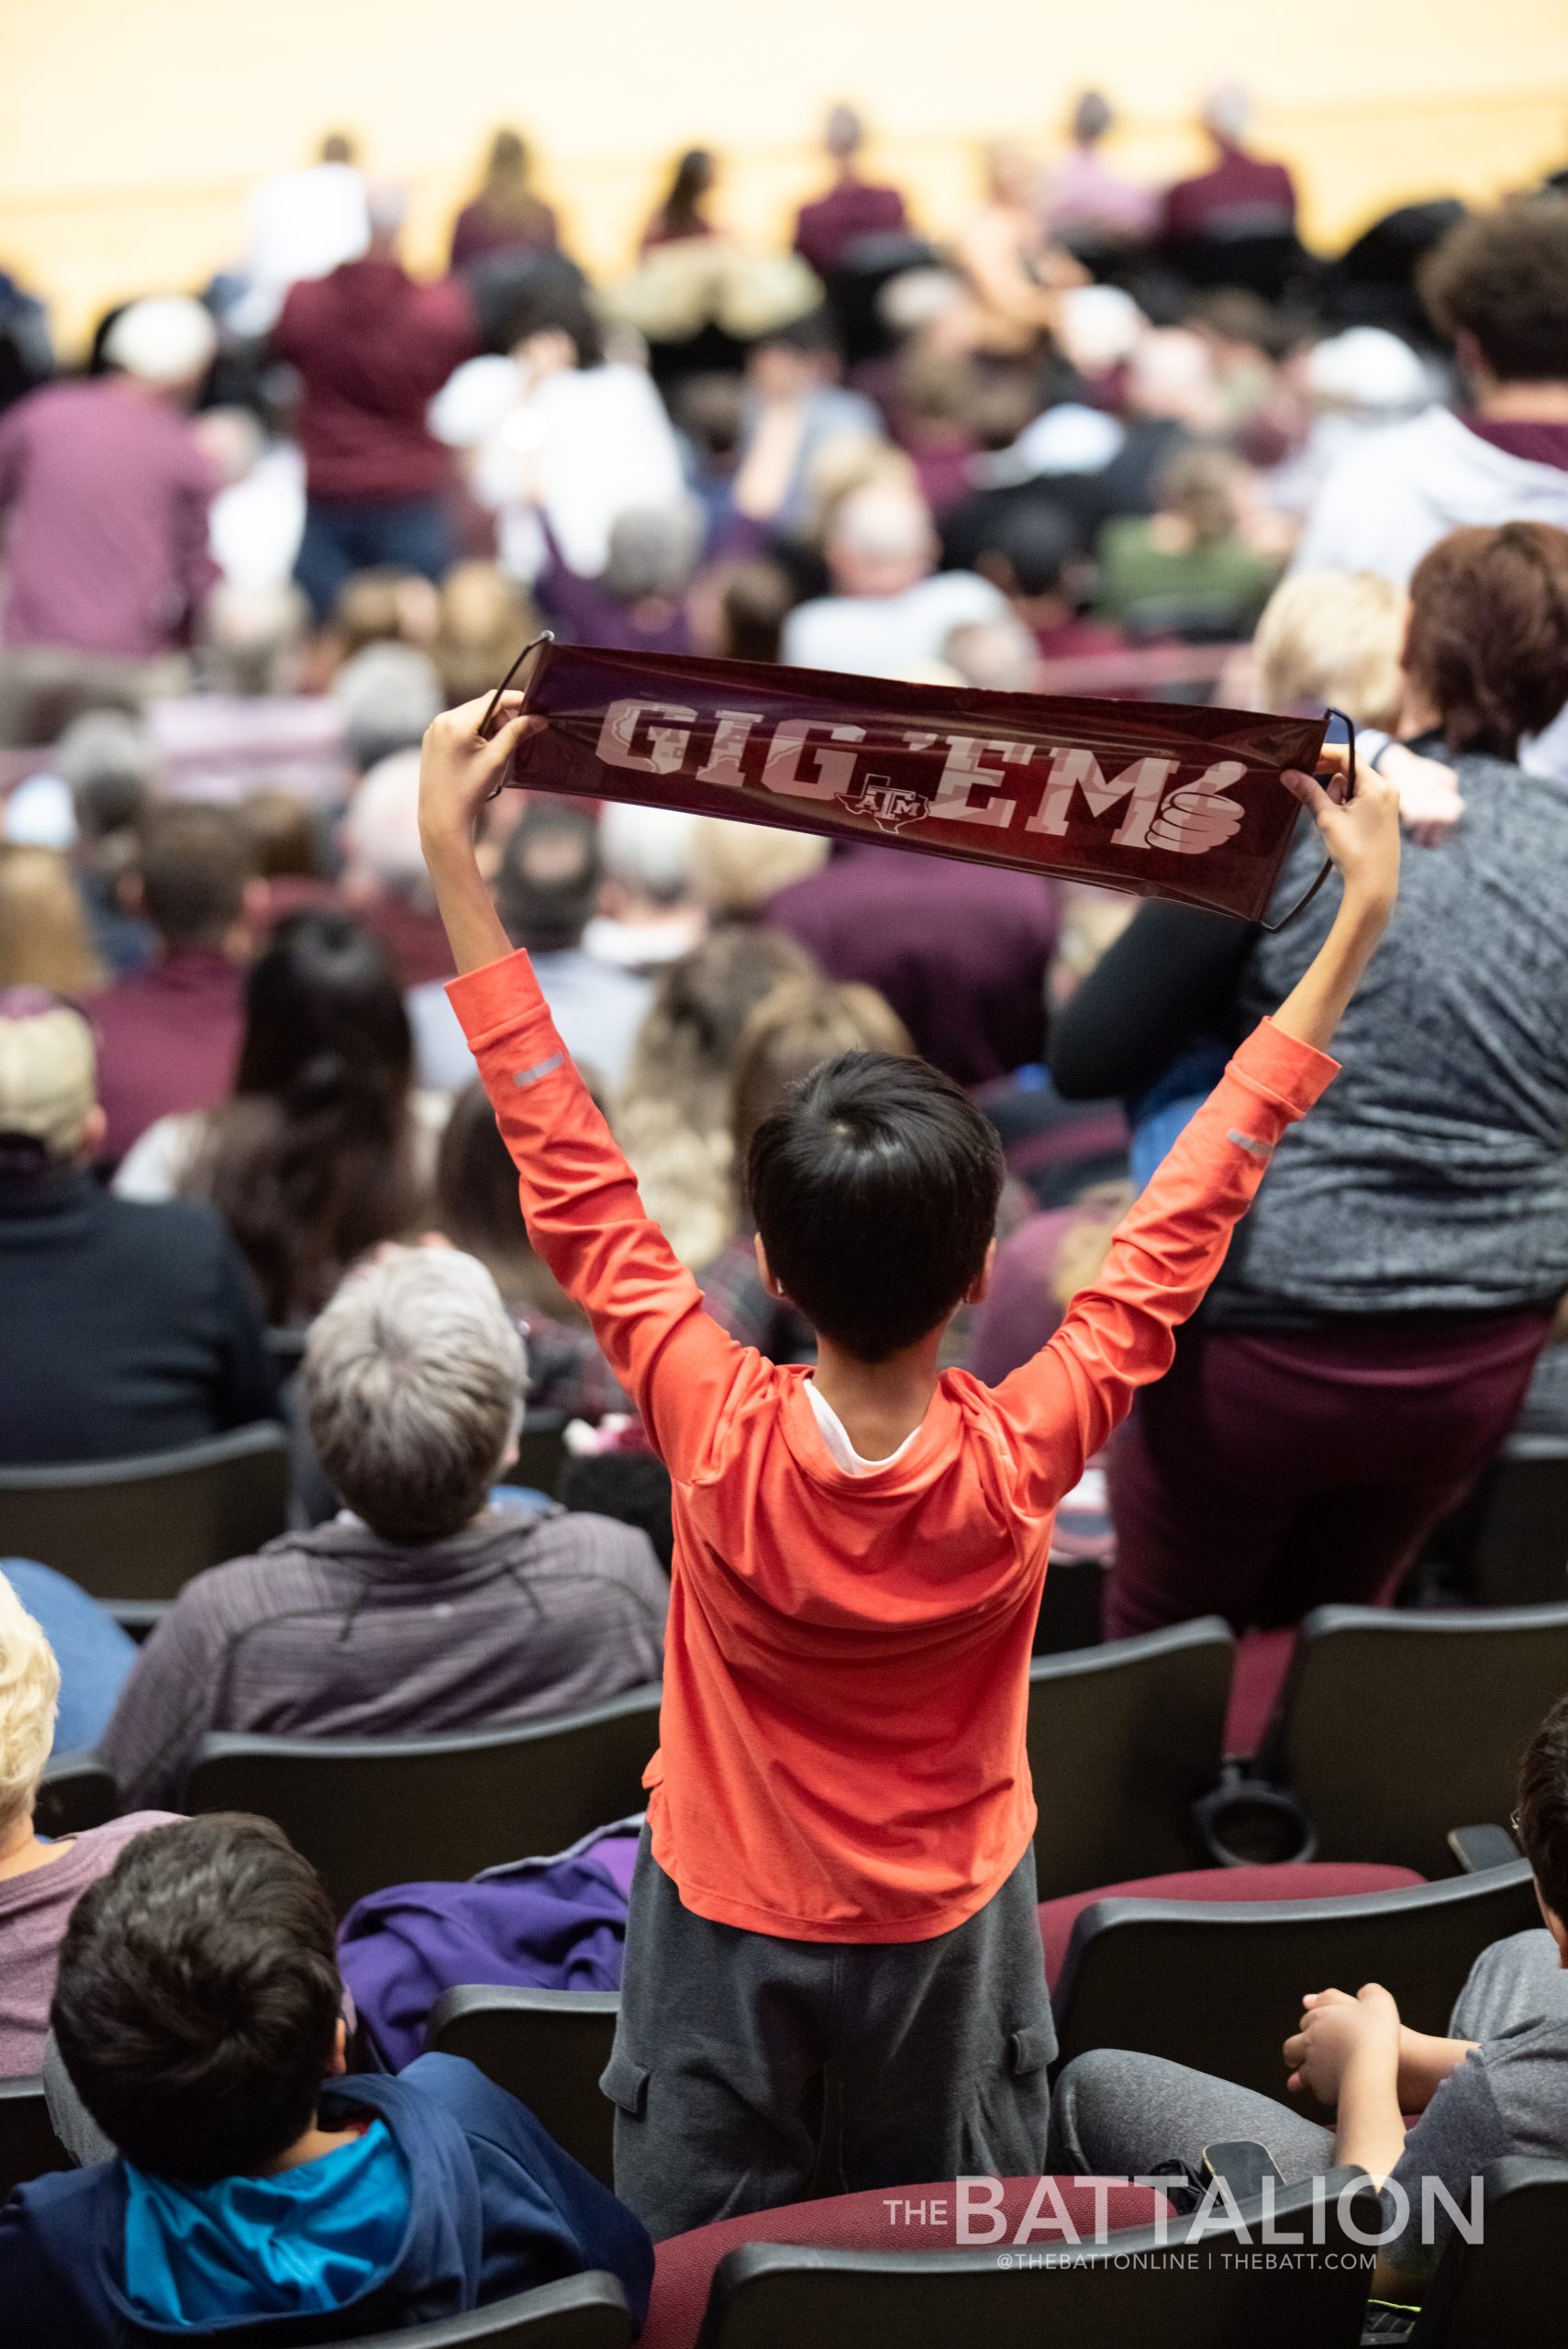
432, 562, 539, 707
602, 501, 706, 615
1419, 198, 1568, 395
495, 802, 601, 954
135, 803, 255, 956
50, 1814, 345, 2183
597, 803, 700, 924
0, 990, 106, 1172
1252, 569, 1407, 729
731, 976, 911, 1174
825, 483, 937, 600
238, 788, 325, 882
333, 643, 445, 778
1401, 520, 1568, 761
1513, 1693, 1568, 1958
745, 1037, 1005, 1363
305, 1245, 525, 1542
0, 1575, 60, 1856
199, 580, 310, 698
329, 569, 440, 665
0, 847, 105, 995
972, 498, 1082, 620
339, 742, 437, 904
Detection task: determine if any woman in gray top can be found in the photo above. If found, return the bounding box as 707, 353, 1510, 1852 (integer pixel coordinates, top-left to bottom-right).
1050, 521, 1568, 1641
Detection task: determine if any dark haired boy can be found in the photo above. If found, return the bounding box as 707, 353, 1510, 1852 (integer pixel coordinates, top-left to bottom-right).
1049, 1687, 1568, 2297
0, 1815, 652, 2341
418, 696, 1401, 2236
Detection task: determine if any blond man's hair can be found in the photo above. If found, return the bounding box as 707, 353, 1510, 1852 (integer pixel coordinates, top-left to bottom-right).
1253, 569, 1407, 730
0, 1575, 61, 1831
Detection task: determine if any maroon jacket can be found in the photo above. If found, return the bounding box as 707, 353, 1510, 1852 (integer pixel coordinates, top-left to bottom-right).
792, 178, 909, 277
91, 948, 245, 1163
274, 259, 477, 504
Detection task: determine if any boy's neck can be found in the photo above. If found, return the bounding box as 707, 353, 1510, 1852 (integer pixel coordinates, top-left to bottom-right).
258, 2112, 367, 2176
810, 1330, 943, 1462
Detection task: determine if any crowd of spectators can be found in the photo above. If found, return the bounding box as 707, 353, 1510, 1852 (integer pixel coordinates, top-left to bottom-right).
2, 81, 1568, 2343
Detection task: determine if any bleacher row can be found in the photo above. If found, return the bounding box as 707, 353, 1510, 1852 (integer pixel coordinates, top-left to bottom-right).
4, 1416, 1568, 2345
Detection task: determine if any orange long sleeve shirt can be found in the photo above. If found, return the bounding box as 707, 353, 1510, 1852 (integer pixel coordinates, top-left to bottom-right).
451, 950, 1337, 1943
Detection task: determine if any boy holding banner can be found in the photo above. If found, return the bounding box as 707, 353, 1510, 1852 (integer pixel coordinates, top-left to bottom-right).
417, 691, 1399, 2237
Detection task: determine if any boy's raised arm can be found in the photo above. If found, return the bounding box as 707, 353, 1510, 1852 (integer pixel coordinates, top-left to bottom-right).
996, 748, 1401, 1503
418, 698, 744, 1471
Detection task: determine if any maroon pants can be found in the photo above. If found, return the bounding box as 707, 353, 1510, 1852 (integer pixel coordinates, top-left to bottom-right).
1106, 1310, 1552, 1641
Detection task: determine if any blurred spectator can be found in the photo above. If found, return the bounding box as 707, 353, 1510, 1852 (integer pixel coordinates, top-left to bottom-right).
781, 482, 1008, 675
116, 910, 441, 1326
941, 613, 1041, 690
540, 497, 704, 654
1095, 442, 1282, 634
1040, 92, 1158, 251
0, 991, 274, 1464
408, 801, 651, 1093
687, 556, 796, 663
431, 561, 538, 705
1295, 203, 1568, 585
333, 641, 445, 775
274, 184, 478, 618
0, 847, 105, 995
338, 731, 455, 989
688, 816, 829, 918
792, 106, 910, 279
0, 265, 52, 418
955, 142, 1083, 356
1267, 327, 1434, 524
586, 805, 706, 973
98, 1246, 666, 1810
0, 1577, 173, 2076
732, 309, 884, 534
146, 584, 351, 807
0, 296, 218, 745
1251, 568, 1408, 724
194, 406, 306, 594
1161, 84, 1297, 244
232, 129, 369, 337
327, 567, 442, 666
450, 128, 560, 271
91, 805, 257, 1163
434, 289, 685, 584
641, 150, 718, 252
617, 926, 817, 1266
699, 976, 913, 1359
765, 831, 1059, 1087
236, 787, 334, 914
50, 712, 157, 976
436, 1083, 627, 1421
962, 497, 1123, 660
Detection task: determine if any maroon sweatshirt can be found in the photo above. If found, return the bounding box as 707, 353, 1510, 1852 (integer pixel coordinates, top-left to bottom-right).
273, 258, 477, 504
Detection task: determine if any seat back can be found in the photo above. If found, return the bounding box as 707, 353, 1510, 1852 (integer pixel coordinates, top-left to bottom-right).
188, 1686, 660, 1911
509, 1411, 568, 1500
697, 2171, 1380, 2349
1265, 1605, 1568, 1875
350, 2273, 631, 2348
0, 2075, 70, 2201
429, 1987, 620, 2187
1052, 1862, 1541, 2100
1028, 1620, 1234, 1899
1466, 1436, 1568, 1607
35, 1750, 120, 1838
0, 1424, 290, 1598
1410, 2158, 1568, 2348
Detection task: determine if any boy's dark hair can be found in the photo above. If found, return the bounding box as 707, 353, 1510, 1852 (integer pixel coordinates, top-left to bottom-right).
1514, 1693, 1568, 1925
50, 1814, 342, 2183
1420, 198, 1568, 384
746, 1050, 1004, 1362
137, 804, 253, 949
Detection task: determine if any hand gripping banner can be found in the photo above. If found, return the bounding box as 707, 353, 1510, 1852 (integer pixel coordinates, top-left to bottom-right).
493, 640, 1330, 925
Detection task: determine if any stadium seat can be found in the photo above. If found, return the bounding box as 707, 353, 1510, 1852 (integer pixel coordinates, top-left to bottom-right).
1253, 1604, 1568, 1876
349, 2273, 632, 2348
187, 1685, 661, 1911
0, 2075, 70, 2202
0, 1424, 290, 1600
641, 2176, 1168, 2349
1462, 1434, 1568, 1607
1037, 1859, 1425, 1986
1407, 2157, 1568, 2347
34, 1748, 120, 1837
430, 1987, 621, 2188
685, 2170, 1381, 2349
1051, 1857, 1541, 2099
1028, 1618, 1234, 1898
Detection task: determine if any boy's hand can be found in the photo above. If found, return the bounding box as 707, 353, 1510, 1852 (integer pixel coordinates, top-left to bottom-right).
1284, 1983, 1402, 2105
1281, 745, 1400, 918
417, 693, 546, 852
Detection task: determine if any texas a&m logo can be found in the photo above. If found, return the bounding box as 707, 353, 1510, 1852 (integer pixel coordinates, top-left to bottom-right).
595, 699, 1251, 858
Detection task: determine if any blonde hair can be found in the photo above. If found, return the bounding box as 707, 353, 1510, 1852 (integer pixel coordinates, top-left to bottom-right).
689, 818, 829, 918
0, 846, 105, 994
0, 1575, 61, 1831
1253, 570, 1407, 729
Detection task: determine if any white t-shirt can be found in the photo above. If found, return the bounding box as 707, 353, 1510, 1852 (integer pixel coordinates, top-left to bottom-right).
781, 571, 1009, 681
804, 1381, 922, 1475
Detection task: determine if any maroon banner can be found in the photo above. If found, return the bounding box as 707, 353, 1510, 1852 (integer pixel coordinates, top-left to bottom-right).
505, 641, 1327, 924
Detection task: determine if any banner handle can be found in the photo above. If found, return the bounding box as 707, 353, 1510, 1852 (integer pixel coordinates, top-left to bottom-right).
1256, 707, 1355, 933
480, 632, 556, 797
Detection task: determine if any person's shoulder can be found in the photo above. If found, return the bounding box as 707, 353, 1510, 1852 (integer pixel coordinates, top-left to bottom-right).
537, 1506, 665, 1585
74, 1811, 183, 1866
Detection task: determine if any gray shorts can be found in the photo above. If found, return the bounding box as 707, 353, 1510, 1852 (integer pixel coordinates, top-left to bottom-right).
601, 1829, 1054, 2238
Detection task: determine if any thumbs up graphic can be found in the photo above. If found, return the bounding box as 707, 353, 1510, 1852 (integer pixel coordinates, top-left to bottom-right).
1147, 761, 1250, 856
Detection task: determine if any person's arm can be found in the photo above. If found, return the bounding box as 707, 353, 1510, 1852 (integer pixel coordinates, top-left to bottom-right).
1396, 2027, 1481, 2113
1049, 896, 1253, 1101
1283, 1983, 1407, 2184
995, 750, 1399, 1502
418, 699, 747, 1476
